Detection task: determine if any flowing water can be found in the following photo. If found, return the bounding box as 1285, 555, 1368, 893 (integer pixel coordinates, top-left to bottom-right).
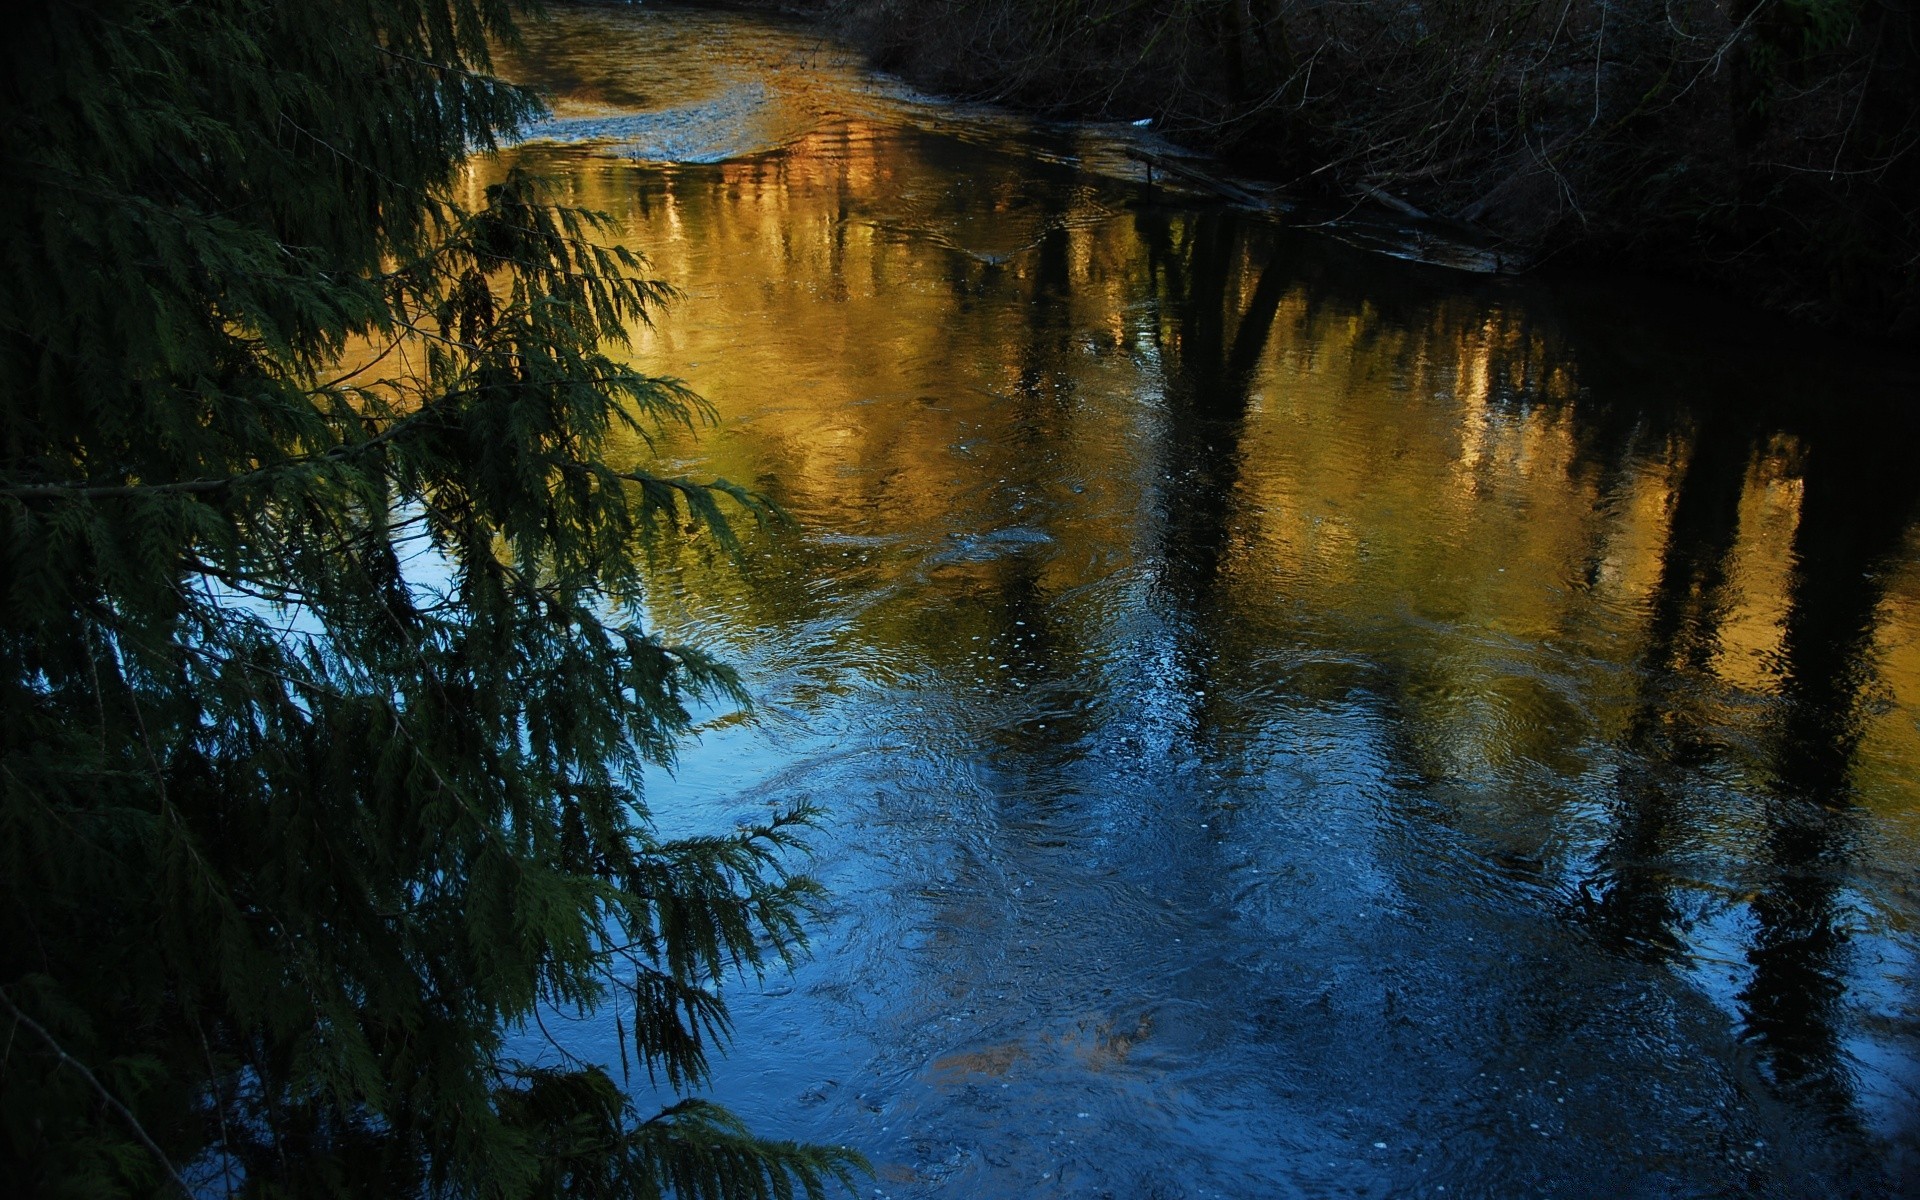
489, 5, 1920, 1195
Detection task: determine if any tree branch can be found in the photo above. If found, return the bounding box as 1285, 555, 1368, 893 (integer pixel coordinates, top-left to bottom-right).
0, 988, 195, 1198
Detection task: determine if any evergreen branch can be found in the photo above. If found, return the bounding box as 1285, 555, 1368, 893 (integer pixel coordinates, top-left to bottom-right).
0, 371, 706, 502
0, 988, 195, 1199
310, 333, 408, 390
0, 416, 409, 500
372, 42, 499, 82
0, 4, 847, 1192
629, 1099, 869, 1200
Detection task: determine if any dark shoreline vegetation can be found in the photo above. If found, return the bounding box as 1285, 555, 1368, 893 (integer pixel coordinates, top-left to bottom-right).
751, 0, 1919, 339
1, 1, 858, 1196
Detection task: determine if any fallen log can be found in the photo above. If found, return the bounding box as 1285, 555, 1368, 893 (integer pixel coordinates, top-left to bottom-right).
1125, 147, 1269, 206
1355, 183, 1428, 220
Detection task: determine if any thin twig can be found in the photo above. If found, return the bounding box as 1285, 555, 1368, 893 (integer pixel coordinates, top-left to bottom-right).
0, 988, 196, 1199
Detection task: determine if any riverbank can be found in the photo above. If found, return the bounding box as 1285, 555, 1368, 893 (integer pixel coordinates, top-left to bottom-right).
741, 0, 1917, 340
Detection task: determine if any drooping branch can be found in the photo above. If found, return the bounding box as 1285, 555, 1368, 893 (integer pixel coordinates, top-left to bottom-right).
0, 988, 195, 1199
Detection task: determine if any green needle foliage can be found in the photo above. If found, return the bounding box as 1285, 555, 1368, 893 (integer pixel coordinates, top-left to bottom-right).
0, 1, 861, 1196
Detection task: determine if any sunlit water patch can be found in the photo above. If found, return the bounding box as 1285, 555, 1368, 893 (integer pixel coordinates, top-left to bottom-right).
490, 4, 1920, 1196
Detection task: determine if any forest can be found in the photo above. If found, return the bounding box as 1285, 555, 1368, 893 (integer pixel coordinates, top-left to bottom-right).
773, 0, 1919, 335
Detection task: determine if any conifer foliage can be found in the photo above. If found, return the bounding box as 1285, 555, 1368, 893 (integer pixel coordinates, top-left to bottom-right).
0, 2, 857, 1196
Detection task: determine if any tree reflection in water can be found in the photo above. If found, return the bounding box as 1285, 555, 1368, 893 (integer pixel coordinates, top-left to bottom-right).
483, 7, 1920, 1188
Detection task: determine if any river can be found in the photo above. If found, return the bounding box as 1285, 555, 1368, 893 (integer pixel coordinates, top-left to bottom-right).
487, 4, 1920, 1195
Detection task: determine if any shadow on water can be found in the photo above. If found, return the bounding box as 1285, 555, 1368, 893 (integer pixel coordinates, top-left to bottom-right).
1135, 205, 1288, 747
489, 4, 1920, 1194
1744, 421, 1920, 1120
1563, 369, 1920, 1171
1580, 411, 1756, 962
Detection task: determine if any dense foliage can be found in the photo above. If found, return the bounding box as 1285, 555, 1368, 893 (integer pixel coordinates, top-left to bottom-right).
797, 0, 1918, 334
0, 1, 857, 1196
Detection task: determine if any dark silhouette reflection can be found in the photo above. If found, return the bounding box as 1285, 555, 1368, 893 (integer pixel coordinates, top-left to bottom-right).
1134, 208, 1291, 747
1580, 420, 1756, 957
1014, 181, 1077, 415
976, 157, 1106, 777
988, 249, 1100, 775
1739, 425, 1920, 1119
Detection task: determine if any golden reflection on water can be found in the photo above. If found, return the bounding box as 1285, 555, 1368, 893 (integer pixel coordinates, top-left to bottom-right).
466, 132, 1920, 838
499, 180, 1906, 935
467, 3, 1920, 1176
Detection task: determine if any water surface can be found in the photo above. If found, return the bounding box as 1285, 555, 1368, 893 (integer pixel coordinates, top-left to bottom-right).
492, 5, 1920, 1195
